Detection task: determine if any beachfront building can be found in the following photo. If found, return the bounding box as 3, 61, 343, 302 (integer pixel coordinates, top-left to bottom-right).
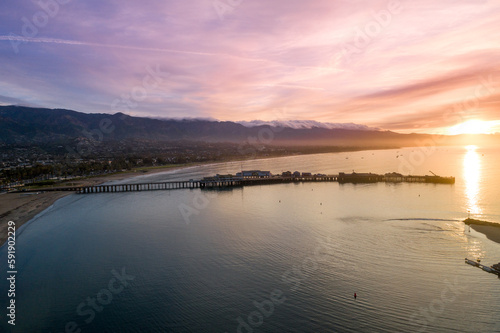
236, 170, 272, 178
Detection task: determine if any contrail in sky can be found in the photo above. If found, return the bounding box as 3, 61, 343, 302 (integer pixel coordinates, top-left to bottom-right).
0, 35, 266, 62
0, 35, 343, 74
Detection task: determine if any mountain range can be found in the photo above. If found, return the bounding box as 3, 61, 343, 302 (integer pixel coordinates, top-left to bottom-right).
0, 105, 496, 147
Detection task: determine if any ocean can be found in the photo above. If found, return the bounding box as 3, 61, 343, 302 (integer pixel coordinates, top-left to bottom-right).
1, 145, 500, 332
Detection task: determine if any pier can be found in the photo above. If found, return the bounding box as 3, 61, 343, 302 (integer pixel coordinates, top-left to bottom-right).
78, 175, 339, 193
14, 171, 455, 194
199, 175, 338, 189
77, 180, 201, 194
338, 172, 455, 184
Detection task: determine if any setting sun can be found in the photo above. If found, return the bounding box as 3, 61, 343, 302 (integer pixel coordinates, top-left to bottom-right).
448, 119, 495, 135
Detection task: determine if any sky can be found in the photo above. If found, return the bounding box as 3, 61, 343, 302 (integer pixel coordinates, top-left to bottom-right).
1, 0, 500, 134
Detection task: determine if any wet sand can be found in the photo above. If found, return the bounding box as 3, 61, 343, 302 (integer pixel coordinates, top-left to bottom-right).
0, 191, 70, 246
0, 166, 189, 246
469, 224, 500, 245
463, 218, 500, 245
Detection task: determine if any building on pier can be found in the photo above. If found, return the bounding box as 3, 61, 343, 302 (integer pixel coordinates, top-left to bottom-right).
236, 170, 272, 178
338, 172, 383, 183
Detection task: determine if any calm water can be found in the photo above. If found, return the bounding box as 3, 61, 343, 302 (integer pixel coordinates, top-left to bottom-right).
1, 145, 500, 332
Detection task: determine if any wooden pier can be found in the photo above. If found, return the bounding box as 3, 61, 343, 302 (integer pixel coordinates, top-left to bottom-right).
338, 172, 455, 184
77, 180, 201, 194
14, 176, 338, 194
199, 175, 338, 189
14, 172, 454, 194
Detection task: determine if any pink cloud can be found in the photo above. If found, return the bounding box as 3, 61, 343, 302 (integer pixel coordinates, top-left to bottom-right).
0, 0, 499, 133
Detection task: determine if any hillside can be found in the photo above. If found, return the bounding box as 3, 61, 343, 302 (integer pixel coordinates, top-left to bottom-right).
0, 105, 497, 147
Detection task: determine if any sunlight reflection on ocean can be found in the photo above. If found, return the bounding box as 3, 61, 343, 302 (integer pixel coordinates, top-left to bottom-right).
1, 146, 499, 332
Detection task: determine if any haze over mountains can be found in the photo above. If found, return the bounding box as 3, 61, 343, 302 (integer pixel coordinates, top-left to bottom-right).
237, 120, 378, 131
0, 105, 497, 147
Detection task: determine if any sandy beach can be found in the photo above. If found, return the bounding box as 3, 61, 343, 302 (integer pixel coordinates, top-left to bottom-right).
3, 164, 500, 248
463, 218, 500, 245
0, 166, 190, 246
469, 224, 500, 245
0, 152, 333, 246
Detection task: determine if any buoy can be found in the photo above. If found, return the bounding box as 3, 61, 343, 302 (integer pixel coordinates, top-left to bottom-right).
354, 293, 357, 299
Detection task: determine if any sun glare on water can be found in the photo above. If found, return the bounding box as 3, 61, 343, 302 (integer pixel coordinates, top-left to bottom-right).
448, 119, 494, 135
463, 145, 482, 215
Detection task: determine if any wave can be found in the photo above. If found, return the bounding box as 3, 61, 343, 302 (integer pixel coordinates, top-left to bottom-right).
386, 218, 459, 222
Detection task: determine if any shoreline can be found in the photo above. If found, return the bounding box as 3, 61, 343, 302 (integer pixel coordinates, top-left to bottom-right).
3, 149, 499, 247
0, 149, 337, 246
0, 164, 194, 246
464, 218, 500, 245
0, 151, 321, 246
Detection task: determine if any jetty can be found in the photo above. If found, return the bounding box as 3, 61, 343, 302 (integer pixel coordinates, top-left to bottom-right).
463, 218, 500, 228
465, 258, 500, 278
13, 170, 455, 194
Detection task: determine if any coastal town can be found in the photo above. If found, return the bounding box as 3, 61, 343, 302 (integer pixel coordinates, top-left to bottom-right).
2, 0, 500, 331
0, 141, 375, 192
